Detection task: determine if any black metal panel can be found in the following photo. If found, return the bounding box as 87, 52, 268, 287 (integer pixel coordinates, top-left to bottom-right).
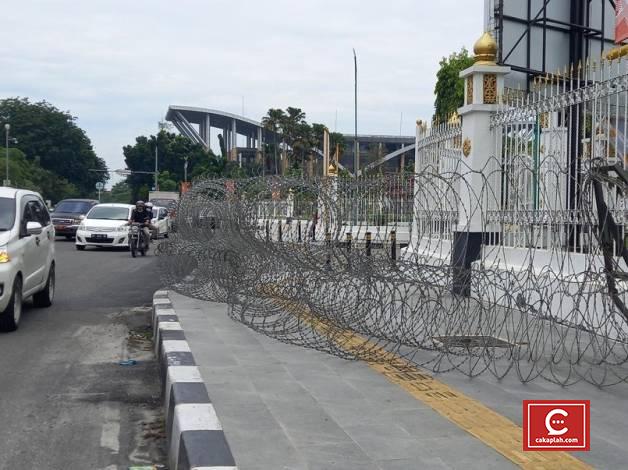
493, 0, 615, 88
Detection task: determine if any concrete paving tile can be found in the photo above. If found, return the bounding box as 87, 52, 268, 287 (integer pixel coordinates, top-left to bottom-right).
268, 408, 342, 433
283, 427, 353, 447
376, 457, 452, 470
412, 436, 517, 470
344, 422, 412, 440
307, 460, 380, 470
198, 372, 257, 392
343, 433, 430, 461
284, 364, 341, 380
297, 440, 373, 463
386, 408, 468, 439
253, 377, 311, 394
185, 345, 240, 366
295, 377, 367, 402
224, 427, 306, 470
351, 384, 431, 410
316, 400, 392, 427
217, 404, 285, 435
578, 439, 627, 470
206, 387, 265, 407
238, 362, 291, 377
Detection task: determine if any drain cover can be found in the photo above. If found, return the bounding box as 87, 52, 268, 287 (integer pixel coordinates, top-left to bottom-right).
432, 335, 523, 348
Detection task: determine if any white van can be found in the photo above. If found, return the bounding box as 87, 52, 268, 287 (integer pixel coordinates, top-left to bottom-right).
0, 187, 56, 331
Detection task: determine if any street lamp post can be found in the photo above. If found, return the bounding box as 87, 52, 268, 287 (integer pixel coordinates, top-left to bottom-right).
154, 144, 159, 191
4, 123, 10, 186
154, 120, 168, 191
353, 48, 358, 177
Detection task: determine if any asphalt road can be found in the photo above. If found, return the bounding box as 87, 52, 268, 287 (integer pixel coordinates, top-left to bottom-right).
0, 239, 165, 470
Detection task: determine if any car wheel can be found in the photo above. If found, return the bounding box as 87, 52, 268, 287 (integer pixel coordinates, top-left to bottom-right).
76, 245, 85, 251
33, 264, 55, 308
0, 277, 23, 332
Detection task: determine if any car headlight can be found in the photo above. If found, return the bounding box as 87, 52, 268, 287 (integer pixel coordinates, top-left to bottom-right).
0, 246, 9, 264
117, 225, 129, 232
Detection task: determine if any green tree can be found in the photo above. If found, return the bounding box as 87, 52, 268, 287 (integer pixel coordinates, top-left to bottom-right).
103, 181, 133, 204
433, 48, 474, 123
310, 123, 327, 150
123, 130, 213, 200
262, 108, 286, 175
158, 171, 178, 191
0, 97, 108, 198
3, 147, 78, 202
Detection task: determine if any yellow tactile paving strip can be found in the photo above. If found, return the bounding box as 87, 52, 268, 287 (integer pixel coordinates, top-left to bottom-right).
267, 290, 591, 470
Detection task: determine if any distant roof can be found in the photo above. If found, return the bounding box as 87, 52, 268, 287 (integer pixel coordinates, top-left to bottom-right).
341, 134, 414, 144
166, 105, 273, 139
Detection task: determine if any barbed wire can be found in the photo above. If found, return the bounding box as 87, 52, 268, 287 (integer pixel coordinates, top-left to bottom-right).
158, 168, 628, 387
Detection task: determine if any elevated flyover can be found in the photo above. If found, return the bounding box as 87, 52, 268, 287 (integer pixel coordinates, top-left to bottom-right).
165, 105, 415, 174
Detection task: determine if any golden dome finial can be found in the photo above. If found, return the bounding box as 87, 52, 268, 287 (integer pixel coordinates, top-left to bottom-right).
327, 160, 338, 176
473, 31, 497, 65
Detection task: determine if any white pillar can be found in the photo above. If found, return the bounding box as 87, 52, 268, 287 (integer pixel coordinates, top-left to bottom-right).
456, 62, 510, 233
451, 31, 510, 296
206, 114, 211, 151
231, 119, 238, 161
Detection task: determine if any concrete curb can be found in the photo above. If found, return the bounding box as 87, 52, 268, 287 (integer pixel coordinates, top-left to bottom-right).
153, 290, 238, 470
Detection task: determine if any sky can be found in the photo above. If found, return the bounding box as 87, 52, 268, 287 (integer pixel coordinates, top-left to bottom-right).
0, 0, 484, 184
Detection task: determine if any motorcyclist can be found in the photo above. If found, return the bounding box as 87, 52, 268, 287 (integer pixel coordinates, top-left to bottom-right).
128, 200, 152, 249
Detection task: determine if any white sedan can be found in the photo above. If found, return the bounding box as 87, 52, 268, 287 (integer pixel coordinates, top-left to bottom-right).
151, 206, 171, 239
75, 203, 134, 250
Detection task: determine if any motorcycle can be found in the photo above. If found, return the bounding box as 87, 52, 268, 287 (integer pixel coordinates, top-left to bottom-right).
129, 222, 149, 258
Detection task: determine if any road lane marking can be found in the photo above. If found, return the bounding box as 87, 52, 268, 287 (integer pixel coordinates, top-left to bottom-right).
267, 289, 591, 470
100, 404, 121, 454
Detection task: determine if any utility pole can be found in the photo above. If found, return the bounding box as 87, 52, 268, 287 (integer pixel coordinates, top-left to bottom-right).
353, 48, 359, 177
184, 156, 189, 182
154, 144, 158, 191
4, 124, 9, 186
154, 120, 169, 191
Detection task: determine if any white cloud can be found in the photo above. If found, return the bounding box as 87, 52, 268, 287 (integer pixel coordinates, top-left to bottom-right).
0, 0, 484, 173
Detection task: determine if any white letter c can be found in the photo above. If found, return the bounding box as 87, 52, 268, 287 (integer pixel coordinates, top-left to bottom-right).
545, 408, 568, 436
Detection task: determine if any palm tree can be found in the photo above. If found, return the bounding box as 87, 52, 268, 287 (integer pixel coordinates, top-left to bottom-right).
262, 108, 285, 175
282, 107, 306, 145
281, 108, 307, 168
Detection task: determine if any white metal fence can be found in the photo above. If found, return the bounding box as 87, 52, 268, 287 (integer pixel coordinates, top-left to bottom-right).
415, 56, 628, 255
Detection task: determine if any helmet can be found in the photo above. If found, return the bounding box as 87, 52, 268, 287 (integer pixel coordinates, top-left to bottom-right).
145, 202, 154, 209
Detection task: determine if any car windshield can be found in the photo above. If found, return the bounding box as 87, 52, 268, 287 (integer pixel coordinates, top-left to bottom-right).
0, 197, 16, 231
54, 201, 92, 213
87, 206, 129, 220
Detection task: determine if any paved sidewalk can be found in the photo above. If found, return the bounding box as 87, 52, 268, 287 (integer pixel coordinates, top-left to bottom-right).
169, 292, 627, 470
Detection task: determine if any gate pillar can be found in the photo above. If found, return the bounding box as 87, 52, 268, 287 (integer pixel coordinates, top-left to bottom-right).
452, 31, 510, 296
